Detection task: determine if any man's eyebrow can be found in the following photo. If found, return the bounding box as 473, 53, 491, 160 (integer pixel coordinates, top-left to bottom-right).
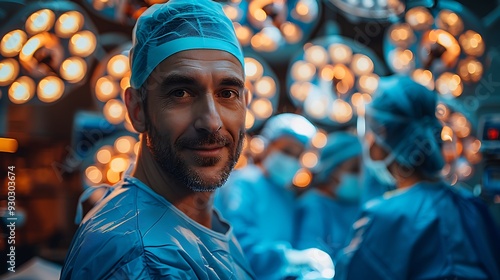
160, 74, 199, 91
219, 77, 245, 89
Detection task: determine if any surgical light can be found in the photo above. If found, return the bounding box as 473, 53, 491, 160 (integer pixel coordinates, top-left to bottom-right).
243, 53, 280, 132
325, 0, 405, 21
287, 36, 387, 128
384, 1, 488, 99
436, 100, 481, 183
223, 0, 321, 61
0, 1, 99, 104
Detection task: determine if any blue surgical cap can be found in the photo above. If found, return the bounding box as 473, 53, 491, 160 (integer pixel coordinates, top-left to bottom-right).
260, 113, 317, 146
315, 132, 361, 183
129, 0, 245, 89
366, 75, 444, 178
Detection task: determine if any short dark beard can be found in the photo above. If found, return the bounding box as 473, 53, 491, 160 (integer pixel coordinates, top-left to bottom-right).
144, 109, 244, 192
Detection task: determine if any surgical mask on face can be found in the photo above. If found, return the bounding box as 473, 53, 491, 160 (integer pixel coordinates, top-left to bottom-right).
362, 141, 397, 187
263, 151, 301, 188
336, 173, 361, 202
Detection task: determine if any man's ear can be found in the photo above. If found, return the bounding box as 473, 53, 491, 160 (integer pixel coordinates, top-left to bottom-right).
124, 87, 147, 133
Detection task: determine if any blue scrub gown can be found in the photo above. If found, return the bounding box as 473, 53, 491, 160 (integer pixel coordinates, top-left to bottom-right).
61, 177, 255, 279
335, 181, 500, 280
214, 164, 296, 279
294, 189, 360, 262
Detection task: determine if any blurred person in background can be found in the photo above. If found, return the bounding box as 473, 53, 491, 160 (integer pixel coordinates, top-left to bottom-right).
335, 76, 500, 280
61, 1, 255, 278
295, 131, 362, 262
215, 113, 335, 280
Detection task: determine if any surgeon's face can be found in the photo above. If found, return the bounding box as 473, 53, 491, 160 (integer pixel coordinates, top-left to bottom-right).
141, 50, 247, 192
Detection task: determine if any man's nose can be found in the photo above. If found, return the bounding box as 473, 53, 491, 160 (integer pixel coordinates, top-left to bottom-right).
194, 94, 223, 133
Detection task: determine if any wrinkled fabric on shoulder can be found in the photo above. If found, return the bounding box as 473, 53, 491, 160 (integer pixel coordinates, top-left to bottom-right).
61, 177, 255, 279
335, 181, 500, 280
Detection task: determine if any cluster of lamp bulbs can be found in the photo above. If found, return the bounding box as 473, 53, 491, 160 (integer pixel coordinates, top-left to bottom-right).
0, 4, 97, 104
385, 5, 487, 98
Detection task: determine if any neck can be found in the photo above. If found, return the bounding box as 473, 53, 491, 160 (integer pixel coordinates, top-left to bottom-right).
131, 139, 213, 228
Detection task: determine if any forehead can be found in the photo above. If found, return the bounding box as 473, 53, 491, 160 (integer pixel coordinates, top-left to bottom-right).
146, 49, 244, 85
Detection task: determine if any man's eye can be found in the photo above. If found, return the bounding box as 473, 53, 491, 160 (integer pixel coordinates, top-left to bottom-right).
171, 90, 189, 97
220, 90, 238, 98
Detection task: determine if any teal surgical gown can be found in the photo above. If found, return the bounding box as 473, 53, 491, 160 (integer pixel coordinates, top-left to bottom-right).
295, 189, 360, 262
335, 181, 500, 280
61, 177, 255, 279
214, 164, 297, 279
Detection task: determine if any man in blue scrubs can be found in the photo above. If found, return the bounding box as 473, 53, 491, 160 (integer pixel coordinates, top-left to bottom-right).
335, 76, 500, 280
61, 1, 255, 278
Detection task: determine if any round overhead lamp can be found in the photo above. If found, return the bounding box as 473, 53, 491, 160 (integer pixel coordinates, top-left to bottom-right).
437, 99, 482, 185
287, 35, 387, 130
384, 0, 489, 99
91, 42, 135, 132
243, 52, 280, 132
83, 0, 168, 25
324, 0, 405, 22
223, 0, 321, 62
81, 131, 139, 189
0, 1, 99, 105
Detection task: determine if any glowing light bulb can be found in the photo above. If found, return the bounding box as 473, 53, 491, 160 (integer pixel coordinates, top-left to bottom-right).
55, 11, 84, 37
244, 58, 263, 81
457, 58, 483, 83
85, 166, 103, 184
104, 99, 126, 124
115, 136, 136, 154
389, 23, 414, 47
37, 76, 65, 103
0, 59, 19, 86
25, 9, 55, 34
8, 76, 35, 104
312, 131, 328, 149
459, 31, 485, 57
95, 76, 119, 102
60, 57, 87, 83
107, 54, 129, 78
110, 156, 129, 173
249, 136, 265, 155
305, 45, 328, 67
301, 152, 318, 168
291, 61, 316, 82
358, 74, 379, 94
223, 5, 240, 21
245, 111, 255, 129
106, 169, 120, 184
280, 22, 302, 43
351, 54, 374, 75
234, 23, 253, 46
390, 48, 414, 71
1, 30, 27, 57
412, 69, 434, 90
405, 7, 433, 30
254, 76, 276, 98
329, 44, 352, 64
251, 98, 273, 119
290, 82, 313, 102
330, 99, 353, 123
436, 72, 463, 97
441, 126, 454, 142
437, 10, 464, 36
96, 146, 113, 164
69, 31, 97, 57
293, 168, 312, 188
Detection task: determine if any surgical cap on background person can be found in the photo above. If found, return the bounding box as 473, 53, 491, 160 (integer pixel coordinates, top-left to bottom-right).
365, 75, 445, 178
260, 113, 317, 147
314, 132, 361, 183
129, 0, 245, 89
